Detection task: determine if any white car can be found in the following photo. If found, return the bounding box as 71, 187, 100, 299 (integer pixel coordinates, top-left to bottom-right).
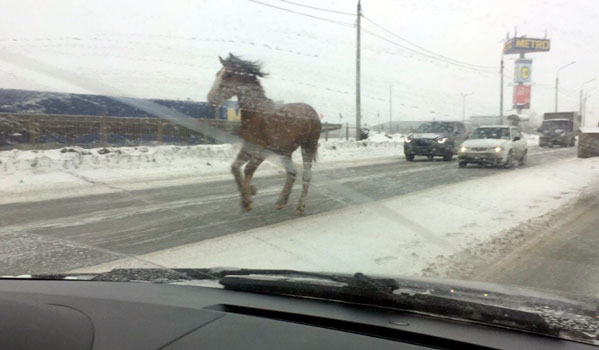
457, 125, 528, 168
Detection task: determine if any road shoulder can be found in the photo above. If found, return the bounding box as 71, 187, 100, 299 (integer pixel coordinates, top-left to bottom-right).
425, 185, 599, 299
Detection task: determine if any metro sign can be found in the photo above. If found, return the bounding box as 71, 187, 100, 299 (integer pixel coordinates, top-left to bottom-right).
504, 37, 550, 54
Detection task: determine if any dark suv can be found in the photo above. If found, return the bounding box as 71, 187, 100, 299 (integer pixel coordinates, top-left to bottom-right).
404, 121, 469, 161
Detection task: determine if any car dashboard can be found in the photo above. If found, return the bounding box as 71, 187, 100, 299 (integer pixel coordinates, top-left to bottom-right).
0, 279, 595, 350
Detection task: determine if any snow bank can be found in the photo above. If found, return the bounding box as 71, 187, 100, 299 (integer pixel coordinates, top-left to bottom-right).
0, 139, 404, 204
522, 132, 539, 147
80, 157, 599, 276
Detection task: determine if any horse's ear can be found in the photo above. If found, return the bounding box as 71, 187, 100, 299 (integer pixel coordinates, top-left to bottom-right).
219, 56, 225, 65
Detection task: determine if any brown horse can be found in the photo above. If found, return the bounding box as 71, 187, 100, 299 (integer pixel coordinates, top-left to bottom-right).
207, 54, 321, 215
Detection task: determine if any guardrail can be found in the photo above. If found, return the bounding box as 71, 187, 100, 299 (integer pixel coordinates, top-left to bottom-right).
0, 113, 240, 149
0, 114, 347, 149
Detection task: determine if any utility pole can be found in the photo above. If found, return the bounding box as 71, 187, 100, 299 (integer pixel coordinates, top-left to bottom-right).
389, 85, 392, 133
500, 55, 504, 124
460, 92, 473, 121
355, 0, 362, 140
583, 95, 590, 127
580, 78, 596, 120
583, 87, 596, 127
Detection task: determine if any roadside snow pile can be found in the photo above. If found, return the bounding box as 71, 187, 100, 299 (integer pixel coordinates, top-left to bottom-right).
82, 157, 599, 276
317, 136, 403, 162
0, 145, 237, 174
522, 132, 540, 146
1, 139, 405, 204
366, 133, 392, 142
366, 132, 406, 143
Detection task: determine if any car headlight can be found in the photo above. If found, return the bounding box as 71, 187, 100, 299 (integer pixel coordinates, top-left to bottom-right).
494, 146, 503, 153
460, 146, 468, 152
405, 138, 412, 143
437, 137, 447, 144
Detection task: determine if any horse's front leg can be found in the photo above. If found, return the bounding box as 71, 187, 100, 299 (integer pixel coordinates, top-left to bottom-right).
231, 150, 251, 194
241, 154, 265, 212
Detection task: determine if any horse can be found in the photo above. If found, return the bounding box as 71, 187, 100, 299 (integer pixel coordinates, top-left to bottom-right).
207, 54, 321, 215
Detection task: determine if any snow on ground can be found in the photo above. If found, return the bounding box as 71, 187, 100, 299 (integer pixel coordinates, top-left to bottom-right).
79, 157, 599, 277
0, 135, 404, 204
522, 132, 539, 147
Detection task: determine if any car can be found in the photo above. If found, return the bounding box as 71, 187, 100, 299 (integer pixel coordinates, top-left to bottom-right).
404, 121, 469, 161
458, 125, 528, 168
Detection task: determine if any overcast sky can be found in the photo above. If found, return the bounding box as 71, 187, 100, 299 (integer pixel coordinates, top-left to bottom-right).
1, 0, 597, 126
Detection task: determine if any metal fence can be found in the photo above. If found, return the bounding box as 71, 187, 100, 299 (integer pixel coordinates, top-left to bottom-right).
0, 113, 240, 150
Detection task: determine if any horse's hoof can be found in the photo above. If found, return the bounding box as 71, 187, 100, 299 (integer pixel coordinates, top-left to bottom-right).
242, 200, 253, 212
250, 185, 257, 196
295, 209, 304, 216
276, 203, 286, 210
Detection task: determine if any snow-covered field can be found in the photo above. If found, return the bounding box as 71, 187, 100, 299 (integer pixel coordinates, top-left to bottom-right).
79, 156, 599, 277
0, 133, 404, 204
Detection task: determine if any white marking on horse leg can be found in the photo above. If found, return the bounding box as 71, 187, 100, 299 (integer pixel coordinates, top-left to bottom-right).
241, 154, 264, 211
231, 150, 250, 193
296, 160, 313, 215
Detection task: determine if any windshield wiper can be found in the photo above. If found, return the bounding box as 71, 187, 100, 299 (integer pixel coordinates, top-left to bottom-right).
10, 268, 597, 344
212, 269, 598, 345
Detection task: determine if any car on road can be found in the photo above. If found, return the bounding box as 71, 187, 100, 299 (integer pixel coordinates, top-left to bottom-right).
404, 121, 469, 161
458, 125, 527, 168
538, 112, 579, 148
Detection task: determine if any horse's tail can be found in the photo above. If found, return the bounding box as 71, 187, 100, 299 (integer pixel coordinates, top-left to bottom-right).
302, 137, 318, 163
302, 121, 320, 164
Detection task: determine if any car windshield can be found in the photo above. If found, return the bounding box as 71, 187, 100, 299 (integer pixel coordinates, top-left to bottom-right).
415, 122, 453, 133
470, 127, 511, 140
1, 0, 598, 345
540, 120, 570, 130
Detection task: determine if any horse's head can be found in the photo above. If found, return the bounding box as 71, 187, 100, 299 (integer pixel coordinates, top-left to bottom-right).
207, 53, 266, 107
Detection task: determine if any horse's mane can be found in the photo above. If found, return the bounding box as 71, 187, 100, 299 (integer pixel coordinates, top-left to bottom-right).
224, 53, 267, 78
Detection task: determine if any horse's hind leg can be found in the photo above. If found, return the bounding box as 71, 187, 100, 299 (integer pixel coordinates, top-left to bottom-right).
241, 153, 265, 212
296, 148, 314, 216
276, 155, 296, 210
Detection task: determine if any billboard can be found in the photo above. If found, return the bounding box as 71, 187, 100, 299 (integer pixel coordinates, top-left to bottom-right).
513, 85, 531, 109
514, 59, 532, 83
504, 37, 550, 54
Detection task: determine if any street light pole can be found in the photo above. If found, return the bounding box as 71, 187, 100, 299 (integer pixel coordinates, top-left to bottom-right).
580, 78, 596, 119
460, 92, 473, 121
555, 61, 576, 112
583, 87, 596, 127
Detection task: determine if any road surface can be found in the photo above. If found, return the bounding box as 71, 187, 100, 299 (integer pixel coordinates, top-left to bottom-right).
472, 189, 599, 299
0, 146, 581, 279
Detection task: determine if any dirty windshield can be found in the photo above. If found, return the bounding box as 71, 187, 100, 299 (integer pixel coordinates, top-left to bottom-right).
415, 122, 453, 133
470, 127, 511, 140
0, 0, 598, 344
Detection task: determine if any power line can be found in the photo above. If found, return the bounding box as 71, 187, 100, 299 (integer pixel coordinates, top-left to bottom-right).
248, 0, 354, 28
277, 0, 354, 16
362, 28, 497, 73
361, 15, 496, 71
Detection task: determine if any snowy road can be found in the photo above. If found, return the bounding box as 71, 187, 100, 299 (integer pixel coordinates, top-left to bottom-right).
0, 145, 578, 275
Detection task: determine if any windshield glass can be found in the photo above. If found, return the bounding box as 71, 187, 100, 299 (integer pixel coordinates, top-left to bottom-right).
415, 122, 453, 133
1, 0, 598, 344
541, 120, 570, 130
470, 127, 510, 140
